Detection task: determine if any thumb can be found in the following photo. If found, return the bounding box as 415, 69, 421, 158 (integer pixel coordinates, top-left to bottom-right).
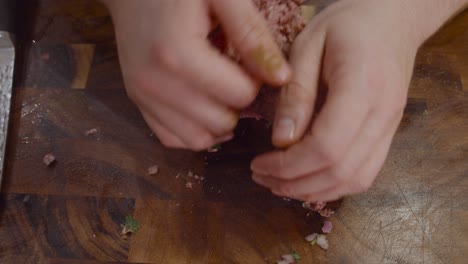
272, 30, 325, 148
210, 0, 292, 86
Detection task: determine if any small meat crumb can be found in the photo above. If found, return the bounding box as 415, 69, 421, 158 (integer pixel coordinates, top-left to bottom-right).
43, 153, 56, 166
40, 52, 50, 61
188, 170, 194, 178
318, 208, 335, 218
85, 128, 98, 136
322, 220, 333, 233
147, 165, 159, 175
185, 182, 193, 189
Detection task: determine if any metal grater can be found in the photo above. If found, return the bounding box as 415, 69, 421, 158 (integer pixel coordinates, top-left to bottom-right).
0, 31, 14, 188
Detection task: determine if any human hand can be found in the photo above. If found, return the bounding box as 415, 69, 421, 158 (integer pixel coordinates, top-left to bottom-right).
250, 0, 462, 202
103, 0, 291, 150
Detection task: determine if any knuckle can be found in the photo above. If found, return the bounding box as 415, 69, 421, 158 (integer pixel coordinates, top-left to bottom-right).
151, 42, 182, 72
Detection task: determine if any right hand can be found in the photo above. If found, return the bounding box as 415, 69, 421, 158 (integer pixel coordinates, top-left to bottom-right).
103, 0, 291, 150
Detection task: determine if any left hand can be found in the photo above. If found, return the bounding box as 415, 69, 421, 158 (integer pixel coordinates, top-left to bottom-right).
250, 0, 443, 202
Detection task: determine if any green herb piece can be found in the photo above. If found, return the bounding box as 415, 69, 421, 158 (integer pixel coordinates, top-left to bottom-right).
212, 144, 222, 150
120, 215, 140, 236
291, 251, 301, 260
310, 240, 317, 246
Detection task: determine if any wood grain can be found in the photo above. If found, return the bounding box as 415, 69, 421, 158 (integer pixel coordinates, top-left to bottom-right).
0, 0, 467, 263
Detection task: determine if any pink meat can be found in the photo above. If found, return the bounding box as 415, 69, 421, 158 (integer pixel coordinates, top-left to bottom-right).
209, 0, 306, 122
322, 220, 333, 233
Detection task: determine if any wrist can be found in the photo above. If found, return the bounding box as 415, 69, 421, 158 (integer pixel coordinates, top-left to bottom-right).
405, 0, 467, 44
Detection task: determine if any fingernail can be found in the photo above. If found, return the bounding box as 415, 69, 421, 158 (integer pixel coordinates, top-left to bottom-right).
274, 117, 295, 142
250, 45, 288, 82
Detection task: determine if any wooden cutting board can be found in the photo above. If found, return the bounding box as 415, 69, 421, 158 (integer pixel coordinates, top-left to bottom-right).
0, 1, 467, 263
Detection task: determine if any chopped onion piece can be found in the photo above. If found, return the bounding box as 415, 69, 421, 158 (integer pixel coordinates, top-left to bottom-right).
316, 234, 329, 250
322, 220, 333, 233
305, 233, 318, 242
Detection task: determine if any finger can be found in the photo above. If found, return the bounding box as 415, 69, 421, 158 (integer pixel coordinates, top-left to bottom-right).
141, 111, 186, 149
181, 41, 262, 109
213, 133, 235, 145
210, 0, 291, 85
140, 101, 220, 151
252, 172, 282, 189
135, 70, 240, 136
272, 30, 326, 147
252, 67, 371, 179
